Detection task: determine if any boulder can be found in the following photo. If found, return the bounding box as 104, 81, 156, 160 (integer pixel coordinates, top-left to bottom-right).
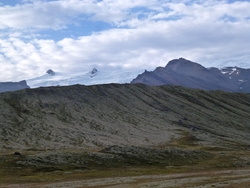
14, 152, 21, 156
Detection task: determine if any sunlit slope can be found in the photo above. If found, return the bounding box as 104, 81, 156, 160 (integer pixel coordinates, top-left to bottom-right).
0, 84, 250, 152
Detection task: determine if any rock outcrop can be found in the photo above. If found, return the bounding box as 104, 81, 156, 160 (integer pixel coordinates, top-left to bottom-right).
90, 68, 98, 78
46, 69, 55, 76
91, 68, 98, 74
0, 80, 30, 93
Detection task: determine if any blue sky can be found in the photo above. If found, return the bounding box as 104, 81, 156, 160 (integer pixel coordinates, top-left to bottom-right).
0, 0, 250, 81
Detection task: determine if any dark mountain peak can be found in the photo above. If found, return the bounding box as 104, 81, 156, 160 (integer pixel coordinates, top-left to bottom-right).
164, 58, 209, 80
46, 69, 55, 76
90, 68, 98, 78
91, 68, 98, 74
166, 58, 195, 66
166, 58, 206, 73
207, 67, 221, 75
141, 69, 153, 75
131, 58, 250, 92
166, 57, 191, 66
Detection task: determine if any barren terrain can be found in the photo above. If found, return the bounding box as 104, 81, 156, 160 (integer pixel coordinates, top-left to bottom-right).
1, 84, 250, 187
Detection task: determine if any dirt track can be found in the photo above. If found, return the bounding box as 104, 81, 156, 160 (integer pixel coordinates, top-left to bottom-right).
1, 168, 250, 188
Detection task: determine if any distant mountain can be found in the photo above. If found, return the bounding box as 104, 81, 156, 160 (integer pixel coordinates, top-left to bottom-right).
27, 68, 144, 88
26, 58, 250, 92
131, 58, 250, 93
0, 80, 29, 93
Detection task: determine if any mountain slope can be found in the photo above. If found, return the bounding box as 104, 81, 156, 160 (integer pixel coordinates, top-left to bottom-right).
2, 84, 250, 184
1, 84, 250, 152
131, 58, 250, 92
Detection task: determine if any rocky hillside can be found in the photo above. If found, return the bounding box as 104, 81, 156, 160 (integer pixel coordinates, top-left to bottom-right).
131, 58, 250, 92
1, 83, 250, 185
1, 83, 250, 152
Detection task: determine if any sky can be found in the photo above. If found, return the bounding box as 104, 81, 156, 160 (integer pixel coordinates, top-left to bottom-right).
0, 0, 250, 82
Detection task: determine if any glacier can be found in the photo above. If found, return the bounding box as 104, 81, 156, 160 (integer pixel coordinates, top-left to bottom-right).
27, 69, 145, 88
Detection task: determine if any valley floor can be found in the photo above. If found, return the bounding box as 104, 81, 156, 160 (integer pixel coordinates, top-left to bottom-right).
1, 168, 250, 188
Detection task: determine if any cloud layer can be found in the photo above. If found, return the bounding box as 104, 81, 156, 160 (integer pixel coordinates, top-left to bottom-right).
0, 0, 250, 81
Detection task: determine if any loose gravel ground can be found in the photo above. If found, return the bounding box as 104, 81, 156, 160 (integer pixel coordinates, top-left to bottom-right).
1, 168, 250, 188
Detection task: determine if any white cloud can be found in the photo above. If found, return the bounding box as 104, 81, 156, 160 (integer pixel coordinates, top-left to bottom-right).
0, 0, 250, 81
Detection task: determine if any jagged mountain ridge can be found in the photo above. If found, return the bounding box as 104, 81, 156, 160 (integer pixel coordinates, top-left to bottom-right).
131, 58, 250, 92
1, 83, 250, 152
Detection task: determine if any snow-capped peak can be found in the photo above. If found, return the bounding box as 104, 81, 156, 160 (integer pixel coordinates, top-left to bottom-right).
46, 69, 55, 76
89, 68, 98, 78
